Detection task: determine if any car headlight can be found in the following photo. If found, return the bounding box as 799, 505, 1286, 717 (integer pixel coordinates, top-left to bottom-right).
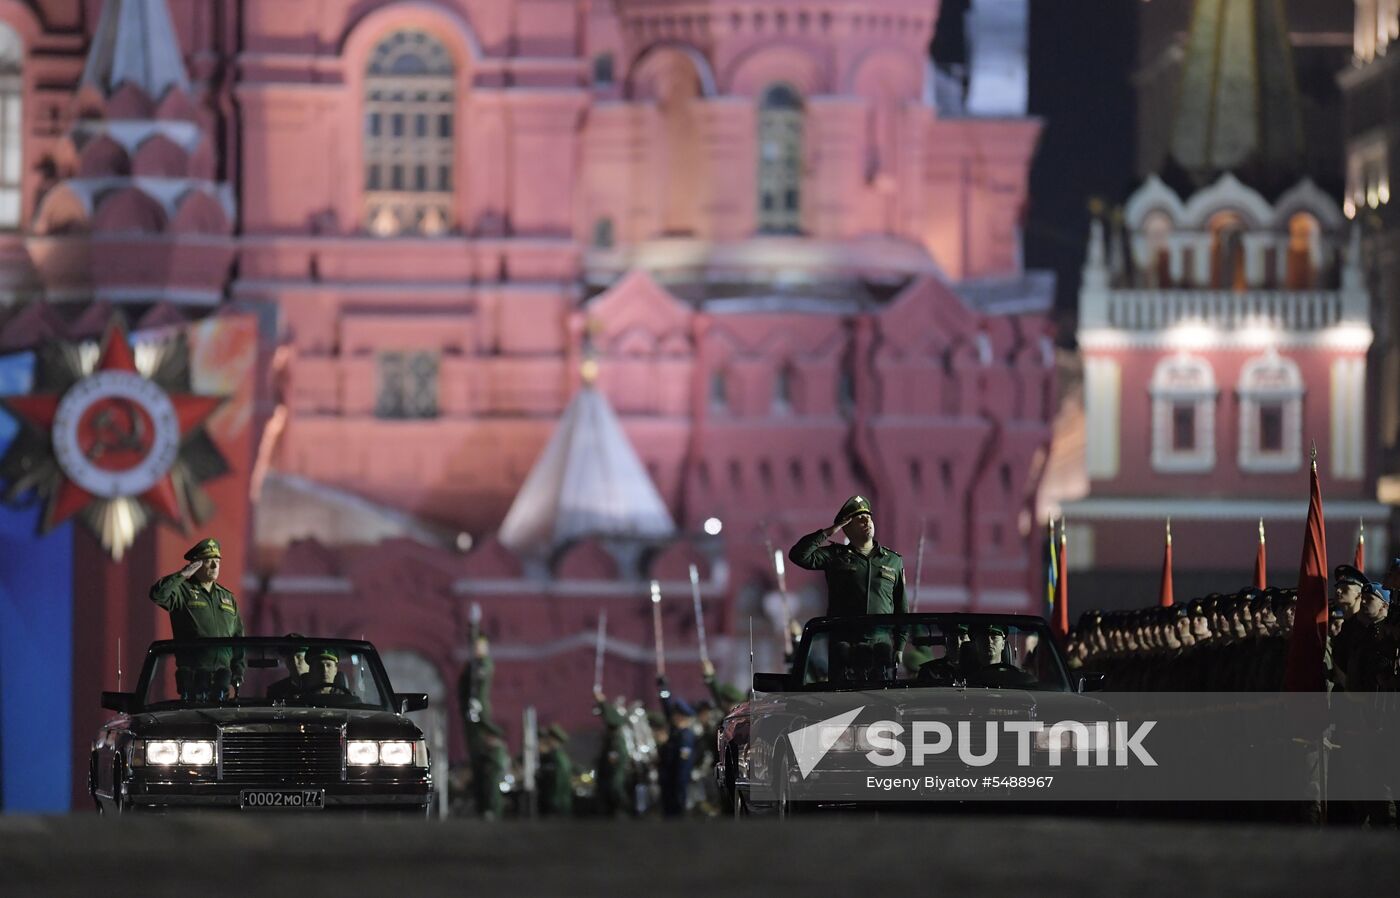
347, 740, 380, 765
179, 741, 216, 765
145, 740, 179, 766
379, 741, 414, 766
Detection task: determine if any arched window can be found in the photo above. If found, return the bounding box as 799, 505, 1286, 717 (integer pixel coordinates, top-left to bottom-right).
364, 31, 455, 237
0, 25, 21, 230
709, 370, 728, 411
592, 216, 615, 249
1208, 211, 1247, 290
1237, 351, 1304, 472
773, 363, 793, 413
1150, 355, 1217, 473
757, 84, 803, 234
1285, 213, 1320, 289
593, 53, 615, 85
1141, 210, 1172, 287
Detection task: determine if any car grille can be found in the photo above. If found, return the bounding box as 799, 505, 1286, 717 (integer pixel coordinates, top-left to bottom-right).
220, 726, 343, 783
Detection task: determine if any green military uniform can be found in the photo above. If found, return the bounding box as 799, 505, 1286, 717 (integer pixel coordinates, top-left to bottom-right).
537, 724, 575, 816
149, 538, 245, 687
594, 697, 632, 816
461, 653, 509, 819
789, 496, 907, 618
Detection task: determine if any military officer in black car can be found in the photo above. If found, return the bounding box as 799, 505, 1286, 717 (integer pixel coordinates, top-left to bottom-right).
789, 495, 907, 664
149, 537, 245, 700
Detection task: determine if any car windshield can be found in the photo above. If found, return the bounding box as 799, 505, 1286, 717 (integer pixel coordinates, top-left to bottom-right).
139, 640, 391, 711
799, 618, 1070, 692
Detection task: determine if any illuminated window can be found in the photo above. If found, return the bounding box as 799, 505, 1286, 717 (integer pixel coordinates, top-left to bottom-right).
1285, 213, 1319, 289
757, 84, 803, 234
364, 31, 455, 237
376, 351, 440, 419
0, 25, 21, 230
1141, 210, 1172, 287
1208, 211, 1247, 291
1150, 355, 1216, 472
1237, 351, 1303, 472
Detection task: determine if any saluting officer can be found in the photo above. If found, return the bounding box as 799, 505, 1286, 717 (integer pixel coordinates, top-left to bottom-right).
789, 495, 907, 619
149, 538, 245, 699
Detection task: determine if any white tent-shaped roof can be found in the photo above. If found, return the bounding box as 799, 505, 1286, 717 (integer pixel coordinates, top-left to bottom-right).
497, 384, 676, 554
81, 0, 192, 100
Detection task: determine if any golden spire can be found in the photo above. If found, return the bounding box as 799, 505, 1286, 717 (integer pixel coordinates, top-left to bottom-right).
580, 316, 602, 385
1165, 517, 1172, 547
1258, 517, 1265, 545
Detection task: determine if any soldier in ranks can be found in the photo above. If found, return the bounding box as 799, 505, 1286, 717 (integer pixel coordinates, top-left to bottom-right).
536, 723, 574, 817
592, 689, 633, 817
1330, 564, 1368, 692
459, 633, 509, 819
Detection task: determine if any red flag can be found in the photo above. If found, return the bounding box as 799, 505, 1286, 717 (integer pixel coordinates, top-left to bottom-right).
1355, 519, 1365, 572
1254, 518, 1267, 590
1282, 455, 1328, 692
1053, 521, 1069, 641
1158, 519, 1174, 607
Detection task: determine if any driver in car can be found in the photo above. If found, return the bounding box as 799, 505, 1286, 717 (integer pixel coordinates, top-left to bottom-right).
266, 635, 311, 699
963, 624, 1036, 686
301, 647, 353, 696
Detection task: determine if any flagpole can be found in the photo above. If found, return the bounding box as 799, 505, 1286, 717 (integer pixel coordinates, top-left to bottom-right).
1054, 517, 1069, 642
1158, 517, 1174, 608
1254, 517, 1267, 591
1283, 443, 1328, 692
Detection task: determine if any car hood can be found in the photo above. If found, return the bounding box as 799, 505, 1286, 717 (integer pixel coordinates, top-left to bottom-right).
128, 706, 421, 740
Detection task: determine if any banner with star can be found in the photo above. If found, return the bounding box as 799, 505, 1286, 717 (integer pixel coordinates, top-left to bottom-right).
0, 317, 242, 561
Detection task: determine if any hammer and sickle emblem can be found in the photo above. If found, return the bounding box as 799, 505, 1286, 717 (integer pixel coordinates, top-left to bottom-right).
85, 399, 147, 461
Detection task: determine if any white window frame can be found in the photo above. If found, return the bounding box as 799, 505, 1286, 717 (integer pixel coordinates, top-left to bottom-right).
1150, 355, 1217, 473
1237, 352, 1303, 473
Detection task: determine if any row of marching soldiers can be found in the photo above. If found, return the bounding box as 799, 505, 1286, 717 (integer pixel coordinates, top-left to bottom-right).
454, 630, 746, 819
1067, 561, 1400, 695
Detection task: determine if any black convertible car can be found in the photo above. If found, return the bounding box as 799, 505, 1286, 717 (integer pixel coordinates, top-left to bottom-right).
716, 614, 1112, 816
90, 637, 434, 815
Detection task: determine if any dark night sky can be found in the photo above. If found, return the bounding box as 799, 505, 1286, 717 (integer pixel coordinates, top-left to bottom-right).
1025, 0, 1139, 340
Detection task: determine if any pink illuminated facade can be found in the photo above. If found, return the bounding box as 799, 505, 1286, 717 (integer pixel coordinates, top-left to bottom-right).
0, 0, 1054, 760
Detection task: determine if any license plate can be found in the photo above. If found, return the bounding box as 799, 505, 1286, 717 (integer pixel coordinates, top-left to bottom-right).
239, 789, 325, 810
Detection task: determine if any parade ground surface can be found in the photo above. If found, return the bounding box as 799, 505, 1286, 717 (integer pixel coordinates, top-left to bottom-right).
3, 815, 1398, 896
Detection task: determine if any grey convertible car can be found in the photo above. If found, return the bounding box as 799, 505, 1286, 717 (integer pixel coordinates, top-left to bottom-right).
89, 637, 433, 815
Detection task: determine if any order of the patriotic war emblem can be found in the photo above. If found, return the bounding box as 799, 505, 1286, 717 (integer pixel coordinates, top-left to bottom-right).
0, 319, 230, 560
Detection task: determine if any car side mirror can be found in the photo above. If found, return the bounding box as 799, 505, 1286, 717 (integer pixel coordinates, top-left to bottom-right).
101, 691, 136, 713
1077, 672, 1106, 693
752, 672, 790, 693
396, 693, 429, 713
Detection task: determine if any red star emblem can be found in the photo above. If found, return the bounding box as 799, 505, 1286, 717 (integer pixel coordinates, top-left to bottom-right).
1, 320, 224, 532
